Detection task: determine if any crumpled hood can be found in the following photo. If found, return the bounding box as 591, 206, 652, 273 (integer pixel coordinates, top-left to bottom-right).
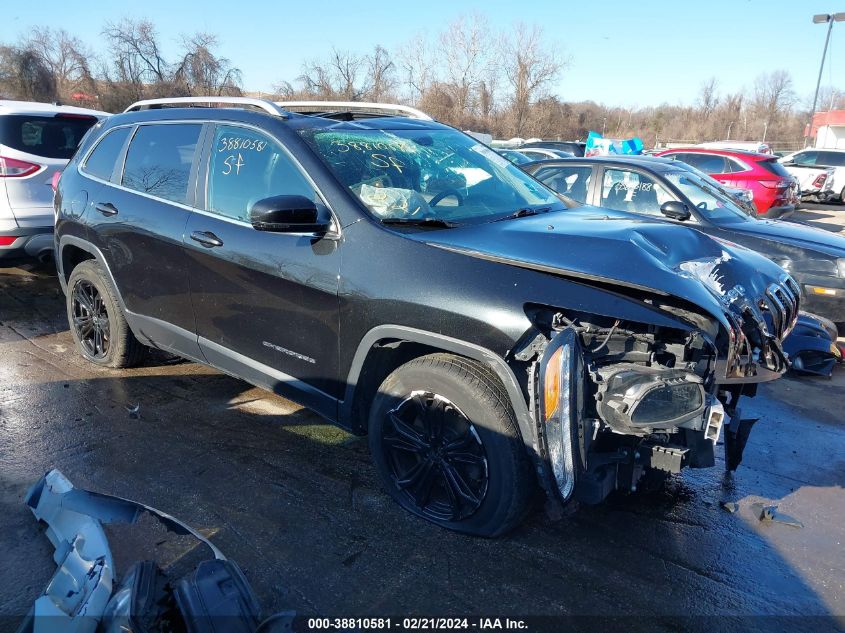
726, 218, 845, 257
416, 207, 790, 329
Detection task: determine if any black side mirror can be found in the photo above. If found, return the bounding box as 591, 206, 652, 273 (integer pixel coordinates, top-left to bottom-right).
660, 200, 691, 221
249, 195, 330, 233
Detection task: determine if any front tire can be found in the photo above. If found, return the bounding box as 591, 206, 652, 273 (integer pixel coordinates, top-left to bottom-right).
66, 259, 146, 368
368, 353, 534, 537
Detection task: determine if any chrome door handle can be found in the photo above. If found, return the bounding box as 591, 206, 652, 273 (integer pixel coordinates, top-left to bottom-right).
95, 202, 118, 216
190, 231, 223, 248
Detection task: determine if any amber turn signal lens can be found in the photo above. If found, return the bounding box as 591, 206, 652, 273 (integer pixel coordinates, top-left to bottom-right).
544, 346, 562, 420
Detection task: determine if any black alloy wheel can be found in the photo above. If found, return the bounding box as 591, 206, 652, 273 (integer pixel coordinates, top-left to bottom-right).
71, 279, 111, 359
382, 391, 488, 521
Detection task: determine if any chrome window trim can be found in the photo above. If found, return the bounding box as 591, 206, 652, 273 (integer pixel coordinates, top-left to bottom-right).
75, 119, 343, 237
79, 122, 136, 178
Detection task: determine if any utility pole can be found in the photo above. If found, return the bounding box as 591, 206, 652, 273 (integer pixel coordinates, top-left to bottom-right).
807, 13, 845, 147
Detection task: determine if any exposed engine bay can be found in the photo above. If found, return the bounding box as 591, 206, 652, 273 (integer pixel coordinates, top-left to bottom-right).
515, 286, 796, 508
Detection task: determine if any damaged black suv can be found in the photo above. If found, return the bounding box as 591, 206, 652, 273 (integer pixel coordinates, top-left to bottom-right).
55, 97, 799, 536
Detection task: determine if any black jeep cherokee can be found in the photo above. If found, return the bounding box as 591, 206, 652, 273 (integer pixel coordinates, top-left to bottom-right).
55, 98, 799, 537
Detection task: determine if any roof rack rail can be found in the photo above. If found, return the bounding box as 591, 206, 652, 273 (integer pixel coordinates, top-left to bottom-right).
124, 96, 289, 118
275, 101, 433, 121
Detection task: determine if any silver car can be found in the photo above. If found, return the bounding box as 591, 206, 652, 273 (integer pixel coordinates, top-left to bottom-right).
0, 100, 106, 261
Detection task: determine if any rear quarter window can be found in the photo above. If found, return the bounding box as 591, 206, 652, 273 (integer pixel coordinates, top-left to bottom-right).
0, 114, 98, 159
82, 127, 131, 181
758, 159, 792, 178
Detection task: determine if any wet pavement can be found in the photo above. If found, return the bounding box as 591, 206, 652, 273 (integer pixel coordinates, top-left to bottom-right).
1, 228, 845, 631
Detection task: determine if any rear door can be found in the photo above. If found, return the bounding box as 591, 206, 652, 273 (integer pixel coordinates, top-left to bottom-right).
184, 123, 341, 415
0, 113, 98, 227
89, 121, 204, 359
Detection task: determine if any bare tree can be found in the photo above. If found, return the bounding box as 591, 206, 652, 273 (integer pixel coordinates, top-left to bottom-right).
271, 80, 296, 99
396, 32, 433, 105
298, 47, 368, 100
438, 14, 494, 116
697, 77, 719, 119
22, 28, 94, 102
174, 33, 242, 96
102, 19, 169, 84
0, 45, 56, 101
751, 70, 796, 139
298, 57, 336, 98
502, 23, 564, 136
365, 45, 395, 101
330, 48, 366, 100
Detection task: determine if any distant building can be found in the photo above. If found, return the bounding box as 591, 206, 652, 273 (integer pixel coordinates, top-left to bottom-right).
810, 110, 845, 149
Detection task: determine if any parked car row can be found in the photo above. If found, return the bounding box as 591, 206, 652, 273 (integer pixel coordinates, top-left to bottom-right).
522, 155, 845, 332
654, 147, 799, 218
500, 138, 801, 218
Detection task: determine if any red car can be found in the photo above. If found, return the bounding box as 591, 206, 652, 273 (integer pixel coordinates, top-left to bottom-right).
654, 147, 799, 218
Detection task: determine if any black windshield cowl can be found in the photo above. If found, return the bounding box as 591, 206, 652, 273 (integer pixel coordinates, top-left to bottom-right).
380, 217, 460, 229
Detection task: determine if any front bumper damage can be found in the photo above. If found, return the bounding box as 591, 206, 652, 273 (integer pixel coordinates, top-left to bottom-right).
783, 312, 843, 377
527, 271, 800, 508
17, 470, 294, 633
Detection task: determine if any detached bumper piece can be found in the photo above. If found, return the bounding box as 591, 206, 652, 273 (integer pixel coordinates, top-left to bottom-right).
783, 312, 842, 378
17, 470, 294, 633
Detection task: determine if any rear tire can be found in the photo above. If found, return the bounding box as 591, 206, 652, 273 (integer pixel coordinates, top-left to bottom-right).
368, 353, 534, 537
66, 259, 146, 368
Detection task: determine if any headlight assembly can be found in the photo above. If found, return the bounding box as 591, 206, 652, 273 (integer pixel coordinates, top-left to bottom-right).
538, 328, 584, 503
837, 258, 845, 278
595, 365, 706, 436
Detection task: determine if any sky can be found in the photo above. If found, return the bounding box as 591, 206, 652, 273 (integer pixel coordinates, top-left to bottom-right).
1, 0, 842, 108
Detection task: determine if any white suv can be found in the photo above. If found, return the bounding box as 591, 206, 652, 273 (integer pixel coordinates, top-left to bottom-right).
0, 100, 106, 261
779, 148, 845, 203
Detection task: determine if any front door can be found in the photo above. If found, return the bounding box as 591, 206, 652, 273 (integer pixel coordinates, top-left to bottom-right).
184, 123, 341, 417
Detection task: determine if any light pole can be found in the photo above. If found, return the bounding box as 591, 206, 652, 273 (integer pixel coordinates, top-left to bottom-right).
807, 13, 845, 147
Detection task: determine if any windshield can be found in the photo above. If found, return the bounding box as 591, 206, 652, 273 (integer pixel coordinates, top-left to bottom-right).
665, 171, 750, 224
298, 127, 563, 224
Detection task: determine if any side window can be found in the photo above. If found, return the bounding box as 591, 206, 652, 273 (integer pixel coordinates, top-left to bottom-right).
83, 127, 131, 181
122, 124, 201, 205
678, 153, 728, 174
793, 151, 818, 166
818, 152, 845, 167
725, 158, 748, 173
601, 169, 672, 216
207, 125, 317, 222
534, 165, 592, 203
518, 150, 545, 161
